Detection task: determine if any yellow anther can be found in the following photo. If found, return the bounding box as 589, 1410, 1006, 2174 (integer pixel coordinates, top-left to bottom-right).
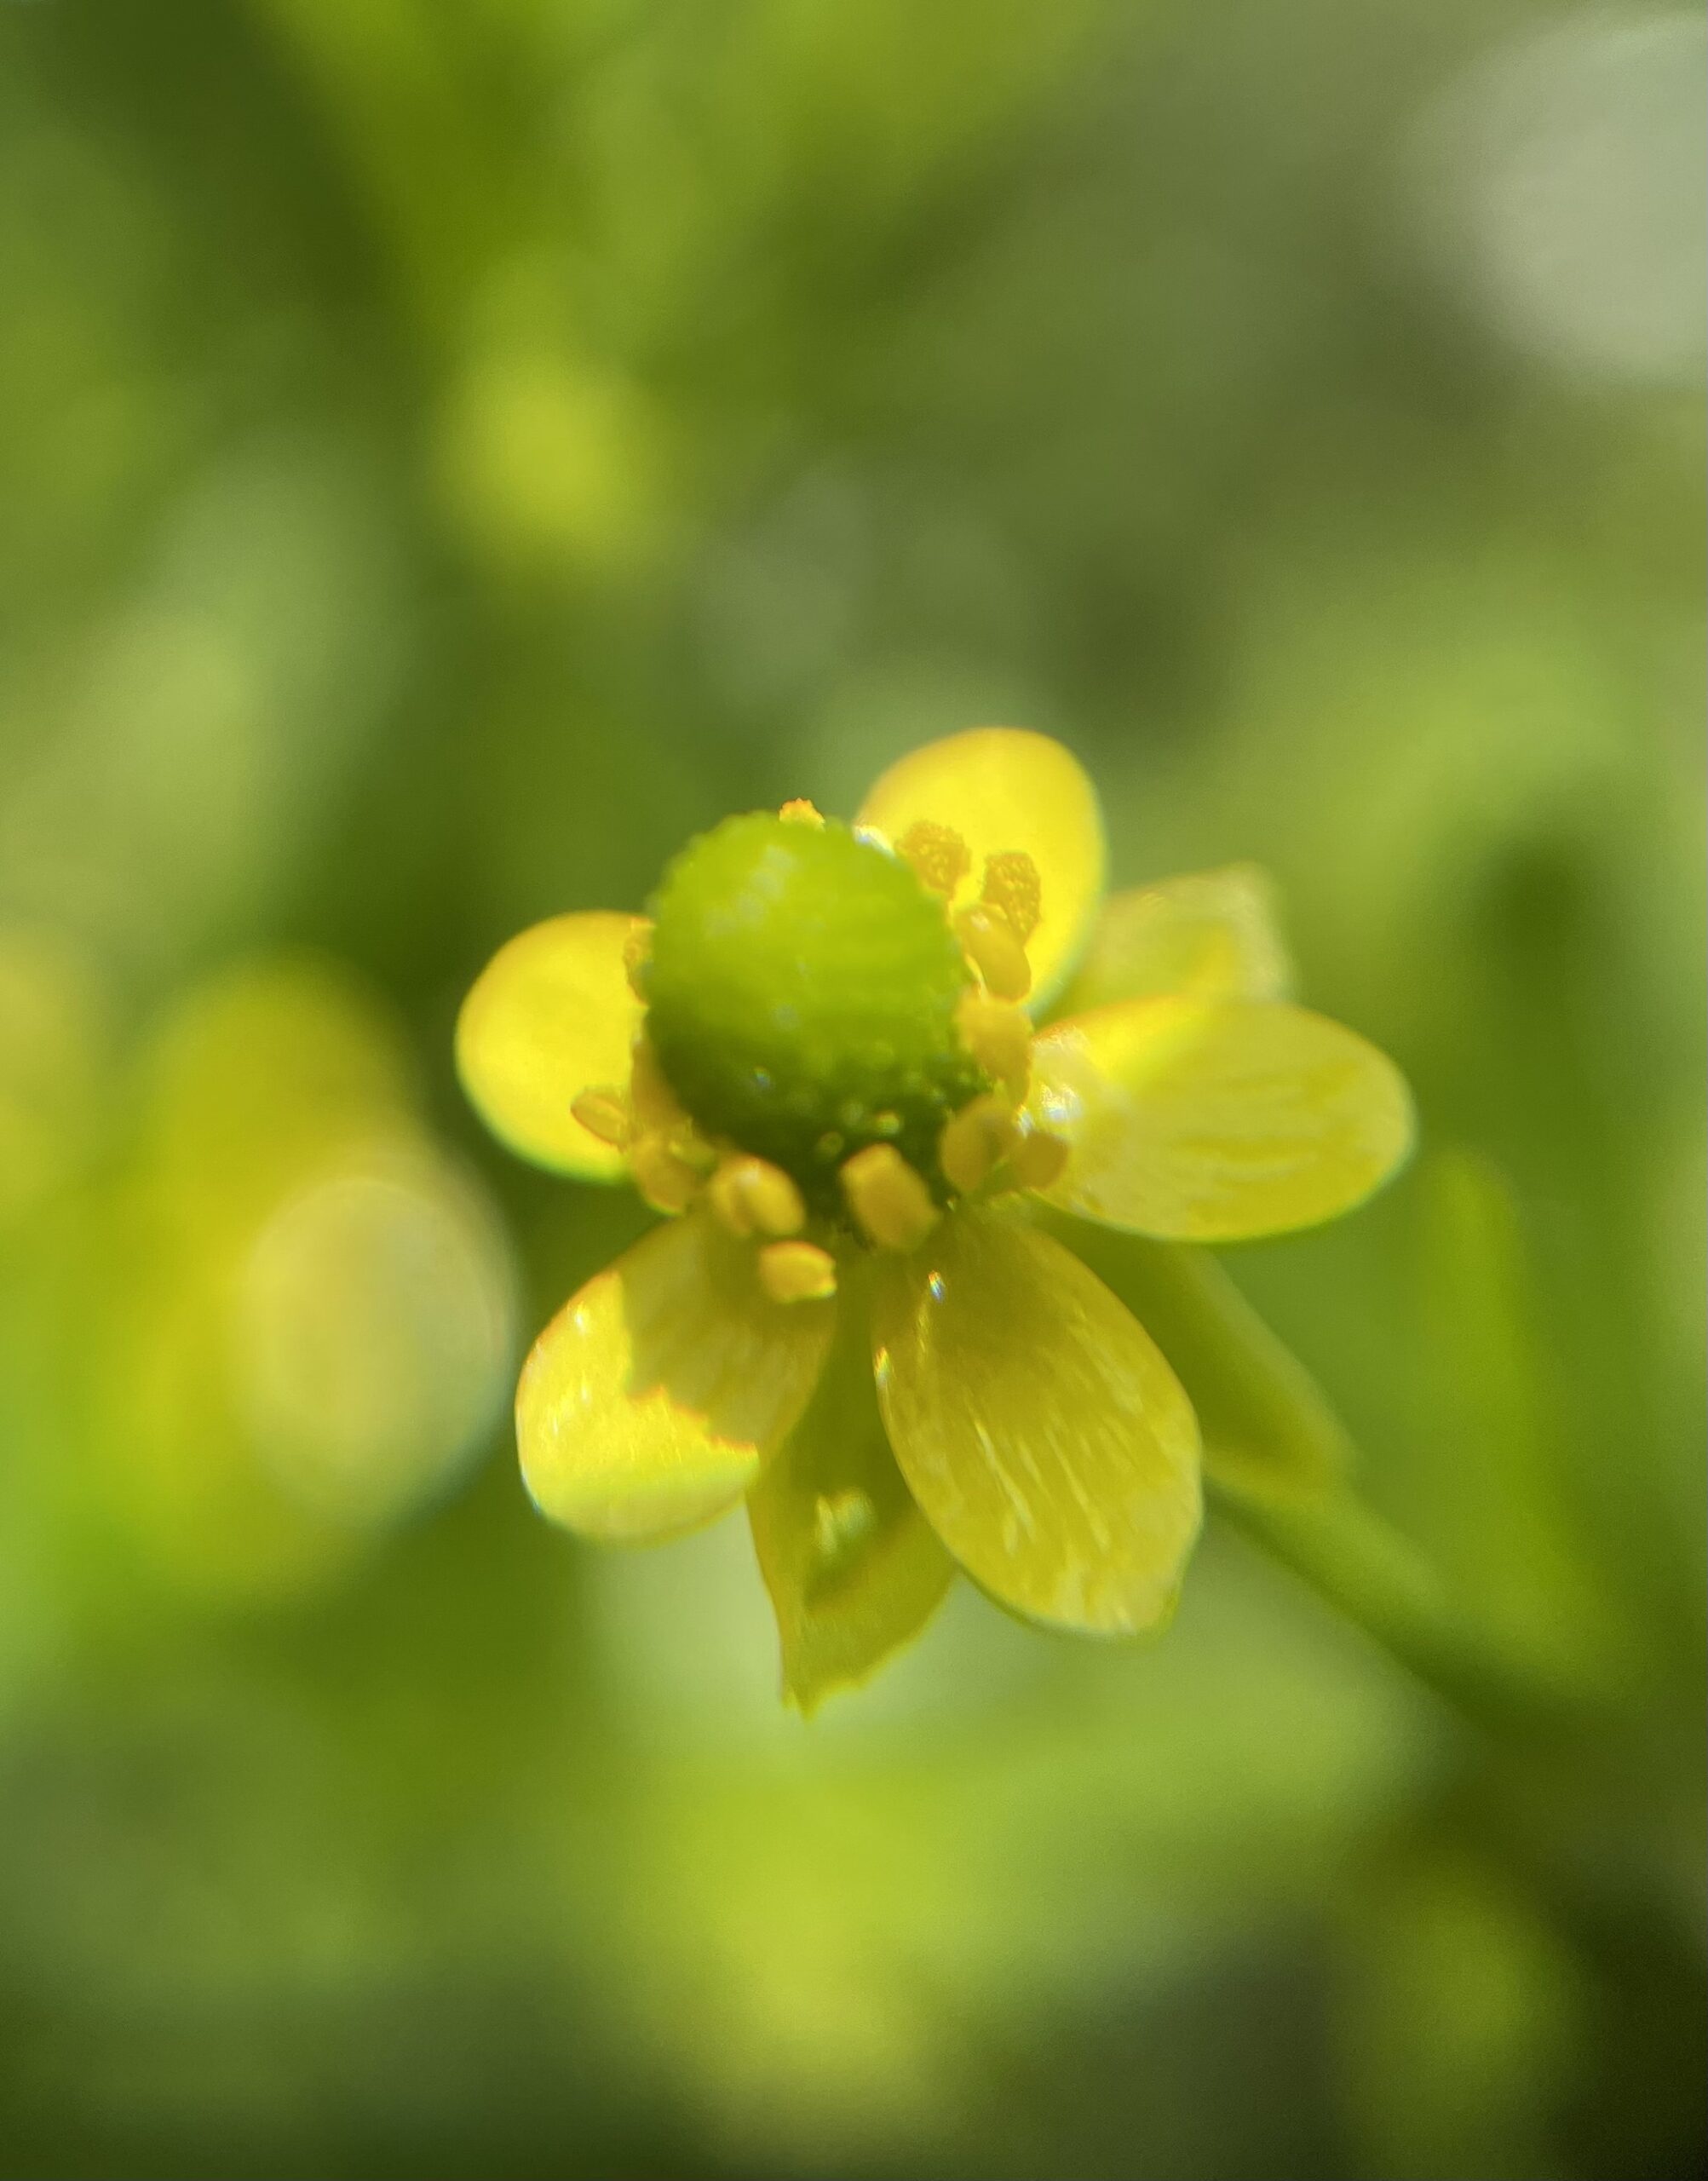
708, 1164, 756, 1237
779, 797, 825, 828
757, 1239, 839, 1304
897, 820, 971, 897
939, 1093, 1020, 1197
1008, 1127, 1070, 1193
622, 924, 653, 1000
628, 1035, 687, 1136
676, 1127, 722, 1176
955, 904, 1032, 1002
956, 991, 1032, 1096
981, 850, 1042, 944
709, 1154, 807, 1240
841, 1142, 940, 1252
629, 1132, 703, 1214
570, 1088, 630, 1148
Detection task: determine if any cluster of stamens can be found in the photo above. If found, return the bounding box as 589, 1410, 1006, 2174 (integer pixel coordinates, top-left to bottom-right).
571, 800, 1068, 1304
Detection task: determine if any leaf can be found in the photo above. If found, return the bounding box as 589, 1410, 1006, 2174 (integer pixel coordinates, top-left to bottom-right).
1406, 1148, 1615, 1664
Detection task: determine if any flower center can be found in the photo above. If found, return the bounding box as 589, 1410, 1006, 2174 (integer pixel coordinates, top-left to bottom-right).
643, 813, 986, 1214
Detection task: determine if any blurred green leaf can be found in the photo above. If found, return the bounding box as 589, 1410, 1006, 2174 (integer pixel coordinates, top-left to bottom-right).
1334, 1842, 1584, 2181
1406, 1147, 1624, 1676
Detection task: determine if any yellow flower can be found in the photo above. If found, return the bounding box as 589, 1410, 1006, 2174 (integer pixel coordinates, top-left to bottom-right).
457, 729, 1413, 1706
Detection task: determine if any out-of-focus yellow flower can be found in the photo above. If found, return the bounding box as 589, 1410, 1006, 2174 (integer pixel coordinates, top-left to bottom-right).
458, 728, 1413, 1706
87, 959, 518, 1604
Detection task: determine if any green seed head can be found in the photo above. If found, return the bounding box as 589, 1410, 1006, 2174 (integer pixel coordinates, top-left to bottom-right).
644, 814, 985, 1214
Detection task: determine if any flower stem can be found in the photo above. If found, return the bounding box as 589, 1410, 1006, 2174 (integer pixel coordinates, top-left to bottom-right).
1211, 1475, 1615, 1745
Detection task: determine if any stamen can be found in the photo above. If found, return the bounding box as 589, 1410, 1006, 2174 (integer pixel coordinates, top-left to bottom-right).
779, 798, 825, 828
840, 1143, 940, 1252
1008, 1127, 1070, 1192
621, 926, 654, 1004
757, 1239, 839, 1303
956, 992, 1032, 1096
570, 1088, 630, 1148
955, 904, 1032, 1002
939, 1093, 1019, 1196
709, 1154, 806, 1239
629, 1132, 703, 1214
981, 851, 1042, 944
897, 820, 971, 897
629, 1035, 687, 1136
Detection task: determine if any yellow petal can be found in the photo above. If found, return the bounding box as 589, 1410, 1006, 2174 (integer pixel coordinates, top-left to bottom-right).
748, 1273, 955, 1712
518, 1211, 834, 1541
856, 728, 1105, 1010
1061, 864, 1294, 1016
871, 1211, 1200, 1634
1043, 1212, 1351, 1498
1032, 998, 1414, 1241
456, 912, 647, 1178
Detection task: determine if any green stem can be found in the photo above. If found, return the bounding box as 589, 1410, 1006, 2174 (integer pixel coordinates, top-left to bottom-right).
1211, 1476, 1613, 1745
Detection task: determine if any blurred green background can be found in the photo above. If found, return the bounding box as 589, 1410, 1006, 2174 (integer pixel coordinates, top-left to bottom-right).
1, 2, 1703, 2174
